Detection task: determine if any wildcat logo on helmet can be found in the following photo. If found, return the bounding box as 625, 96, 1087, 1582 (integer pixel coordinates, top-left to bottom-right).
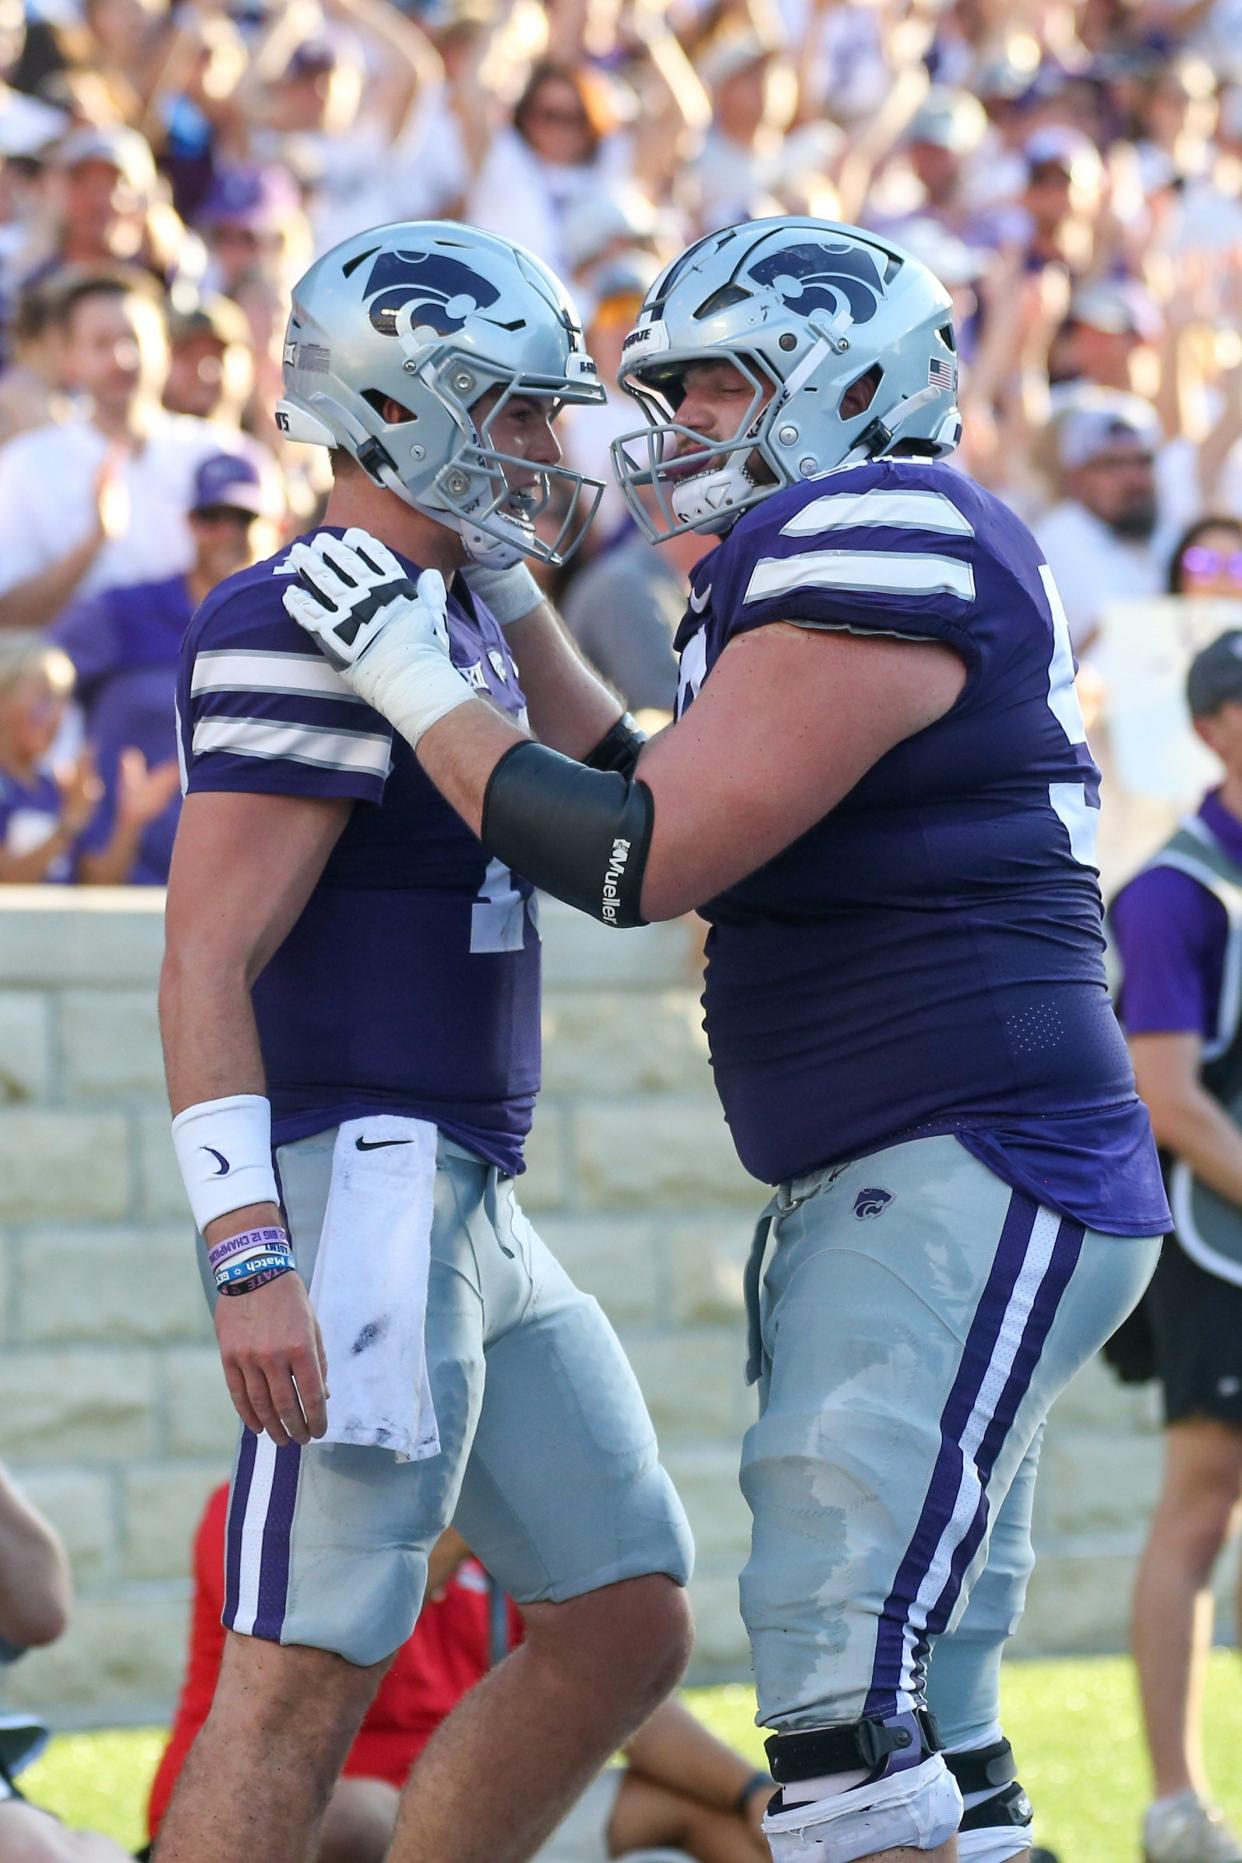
363, 250, 501, 340
748, 241, 887, 327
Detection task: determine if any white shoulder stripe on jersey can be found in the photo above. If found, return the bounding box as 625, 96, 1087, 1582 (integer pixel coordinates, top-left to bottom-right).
192, 648, 364, 703
192, 714, 392, 777
230, 1433, 277, 1638
779, 489, 974, 539
745, 549, 975, 605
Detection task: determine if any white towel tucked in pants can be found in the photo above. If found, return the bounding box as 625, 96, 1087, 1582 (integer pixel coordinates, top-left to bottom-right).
308, 1114, 440, 1462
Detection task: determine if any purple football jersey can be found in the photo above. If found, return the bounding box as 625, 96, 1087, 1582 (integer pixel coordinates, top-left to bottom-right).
674, 457, 1168, 1236
176, 530, 539, 1170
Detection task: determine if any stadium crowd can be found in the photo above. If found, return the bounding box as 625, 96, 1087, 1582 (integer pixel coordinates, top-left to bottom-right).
0, 0, 1238, 880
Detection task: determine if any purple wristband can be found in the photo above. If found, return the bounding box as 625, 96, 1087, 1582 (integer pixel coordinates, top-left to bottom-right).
208, 1225, 290, 1270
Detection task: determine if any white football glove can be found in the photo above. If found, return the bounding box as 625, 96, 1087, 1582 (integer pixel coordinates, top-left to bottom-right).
284, 529, 475, 749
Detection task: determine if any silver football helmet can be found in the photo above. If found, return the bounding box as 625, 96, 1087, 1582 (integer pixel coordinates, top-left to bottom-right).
611, 217, 962, 541
278, 221, 606, 568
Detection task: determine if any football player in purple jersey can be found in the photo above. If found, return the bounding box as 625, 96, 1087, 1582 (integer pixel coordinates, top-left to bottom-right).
157, 223, 694, 1863
290, 218, 1169, 1863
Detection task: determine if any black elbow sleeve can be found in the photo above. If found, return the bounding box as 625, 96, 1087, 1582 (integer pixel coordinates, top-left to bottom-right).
481, 741, 653, 927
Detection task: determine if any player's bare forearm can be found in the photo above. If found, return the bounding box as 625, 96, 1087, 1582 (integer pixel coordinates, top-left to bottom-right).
417, 697, 528, 837
0, 530, 103, 631
0, 1461, 72, 1648
160, 943, 267, 1119
503, 601, 627, 759
1131, 1033, 1242, 1208
623, 1698, 763, 1810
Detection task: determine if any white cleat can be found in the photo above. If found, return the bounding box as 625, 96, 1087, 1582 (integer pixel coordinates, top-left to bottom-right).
1144, 1792, 1242, 1863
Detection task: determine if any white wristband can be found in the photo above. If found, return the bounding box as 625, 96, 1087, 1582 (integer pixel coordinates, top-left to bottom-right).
460, 561, 543, 627
171, 1093, 280, 1233
349, 620, 476, 751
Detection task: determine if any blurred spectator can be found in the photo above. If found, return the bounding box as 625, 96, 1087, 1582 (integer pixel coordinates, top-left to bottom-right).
164, 294, 255, 426
560, 180, 667, 316
0, 634, 176, 884
27, 124, 201, 298
196, 163, 307, 301
561, 516, 703, 719
0, 271, 68, 444
469, 60, 632, 277
561, 249, 660, 535
0, 268, 268, 630
469, 31, 704, 279
887, 85, 989, 240
1012, 125, 1105, 273
1049, 278, 1164, 395
50, 450, 280, 884
687, 31, 793, 229
146, 1490, 772, 1863
0, 1456, 132, 1858
1036, 390, 1164, 652
1111, 627, 1242, 1863
1167, 516, 1242, 600
239, 0, 441, 257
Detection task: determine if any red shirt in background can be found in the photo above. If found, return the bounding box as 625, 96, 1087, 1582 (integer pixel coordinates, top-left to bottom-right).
148, 1485, 523, 1839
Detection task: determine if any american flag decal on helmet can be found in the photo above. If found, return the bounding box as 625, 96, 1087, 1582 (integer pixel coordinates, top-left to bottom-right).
928, 357, 956, 390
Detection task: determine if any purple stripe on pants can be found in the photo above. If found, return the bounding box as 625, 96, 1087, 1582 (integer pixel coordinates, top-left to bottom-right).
864, 1187, 1040, 1721
223, 1429, 258, 1630
252, 1442, 302, 1642
918, 1215, 1086, 1663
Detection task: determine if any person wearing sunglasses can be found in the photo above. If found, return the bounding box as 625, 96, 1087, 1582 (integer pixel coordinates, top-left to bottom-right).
1169, 518, 1242, 600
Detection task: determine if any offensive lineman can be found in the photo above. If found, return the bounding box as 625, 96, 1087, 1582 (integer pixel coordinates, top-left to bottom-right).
157, 223, 693, 1863
288, 219, 1169, 1863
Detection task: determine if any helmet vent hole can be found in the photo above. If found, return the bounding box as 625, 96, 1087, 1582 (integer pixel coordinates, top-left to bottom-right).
693, 285, 751, 320
838, 366, 882, 420
939, 323, 957, 353
341, 246, 381, 279
360, 388, 417, 423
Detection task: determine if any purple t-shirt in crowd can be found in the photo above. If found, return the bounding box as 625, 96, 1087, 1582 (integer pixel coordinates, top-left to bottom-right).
0, 767, 108, 881
1111, 790, 1242, 1038
675, 456, 1169, 1237
51, 574, 192, 884
176, 530, 540, 1169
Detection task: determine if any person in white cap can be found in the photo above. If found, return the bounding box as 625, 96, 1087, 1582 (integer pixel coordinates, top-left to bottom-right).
1035, 389, 1165, 654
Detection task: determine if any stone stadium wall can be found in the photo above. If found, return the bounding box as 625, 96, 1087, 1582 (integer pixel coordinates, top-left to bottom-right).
0, 890, 1201, 1727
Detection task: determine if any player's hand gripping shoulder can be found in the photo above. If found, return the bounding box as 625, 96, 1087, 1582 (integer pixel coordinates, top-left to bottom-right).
284, 528, 475, 748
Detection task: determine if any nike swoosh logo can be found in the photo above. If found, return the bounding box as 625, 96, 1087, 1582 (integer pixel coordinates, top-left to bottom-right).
689, 583, 711, 614
201, 1146, 230, 1175
355, 1137, 414, 1151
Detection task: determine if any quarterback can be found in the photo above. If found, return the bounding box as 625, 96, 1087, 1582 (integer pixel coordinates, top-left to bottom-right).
289, 218, 1169, 1863
157, 223, 693, 1863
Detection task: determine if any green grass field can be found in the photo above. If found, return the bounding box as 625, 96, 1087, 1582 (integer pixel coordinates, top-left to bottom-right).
18, 1651, 1242, 1861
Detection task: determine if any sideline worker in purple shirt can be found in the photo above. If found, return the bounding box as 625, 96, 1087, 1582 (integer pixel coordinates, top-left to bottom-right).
1111, 627, 1242, 1863
51, 451, 284, 884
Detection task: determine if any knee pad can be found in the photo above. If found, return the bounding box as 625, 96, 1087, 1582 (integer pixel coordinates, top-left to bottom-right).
762, 1754, 962, 1863
957, 1825, 1033, 1862
948, 1739, 1034, 1861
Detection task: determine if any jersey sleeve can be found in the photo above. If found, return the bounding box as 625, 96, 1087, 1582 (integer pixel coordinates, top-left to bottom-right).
719, 470, 980, 667
1110, 866, 1225, 1038
179, 580, 394, 804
